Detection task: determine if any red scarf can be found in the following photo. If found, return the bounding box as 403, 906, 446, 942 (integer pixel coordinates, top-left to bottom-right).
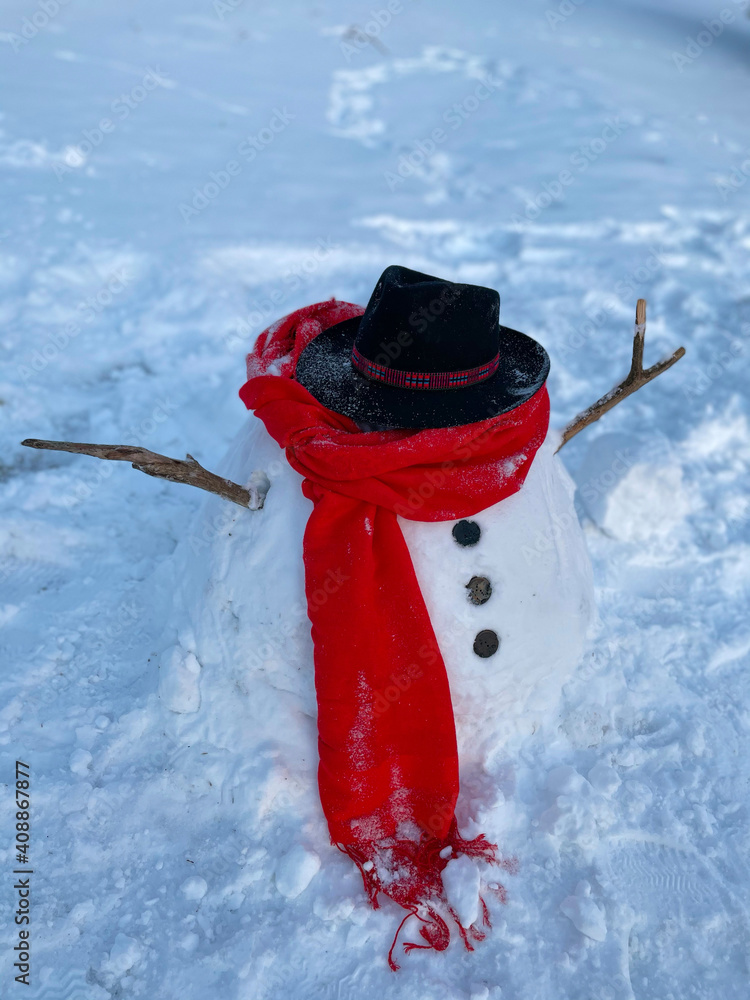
240, 299, 549, 968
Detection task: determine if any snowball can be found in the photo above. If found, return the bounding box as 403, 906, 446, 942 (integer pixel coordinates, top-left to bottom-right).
59, 782, 92, 815
587, 762, 621, 795
573, 430, 692, 544
442, 855, 481, 928
158, 644, 202, 714
602, 463, 691, 542
572, 431, 639, 526
684, 722, 706, 756
313, 888, 355, 922
181, 876, 208, 900
560, 881, 606, 941
274, 845, 320, 899
546, 765, 588, 796
104, 933, 142, 975
68, 899, 95, 925
69, 749, 92, 775
0, 604, 19, 626
180, 931, 200, 952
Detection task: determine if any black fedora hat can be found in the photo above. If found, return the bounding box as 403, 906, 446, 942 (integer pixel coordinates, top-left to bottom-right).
295, 265, 549, 429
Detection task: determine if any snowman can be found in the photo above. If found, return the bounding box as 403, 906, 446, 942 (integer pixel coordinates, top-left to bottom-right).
23, 266, 683, 972
161, 265, 606, 966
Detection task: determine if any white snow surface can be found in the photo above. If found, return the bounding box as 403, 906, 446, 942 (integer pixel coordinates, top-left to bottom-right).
2, 1, 750, 998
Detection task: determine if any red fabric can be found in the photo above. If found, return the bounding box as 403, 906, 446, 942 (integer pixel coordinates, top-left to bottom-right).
239, 299, 549, 967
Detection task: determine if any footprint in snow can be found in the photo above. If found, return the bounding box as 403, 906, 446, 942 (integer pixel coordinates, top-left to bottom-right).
597, 835, 748, 997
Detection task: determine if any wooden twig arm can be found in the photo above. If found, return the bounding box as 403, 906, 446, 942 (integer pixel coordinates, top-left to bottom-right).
20, 439, 268, 510
556, 300, 685, 452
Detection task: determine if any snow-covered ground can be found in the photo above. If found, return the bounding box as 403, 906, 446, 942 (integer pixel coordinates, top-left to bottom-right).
2, 0, 750, 997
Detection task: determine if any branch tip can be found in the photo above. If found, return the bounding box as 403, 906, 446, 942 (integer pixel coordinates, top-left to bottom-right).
557, 300, 684, 452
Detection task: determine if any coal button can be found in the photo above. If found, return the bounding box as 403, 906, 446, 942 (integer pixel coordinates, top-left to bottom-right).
452, 520, 481, 546
466, 576, 492, 606
473, 629, 500, 658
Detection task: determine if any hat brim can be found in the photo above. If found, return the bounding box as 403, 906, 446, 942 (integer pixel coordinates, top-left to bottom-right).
295, 316, 550, 429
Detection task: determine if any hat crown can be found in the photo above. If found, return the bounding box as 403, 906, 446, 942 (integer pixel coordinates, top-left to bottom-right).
293, 262, 549, 429
354, 266, 500, 375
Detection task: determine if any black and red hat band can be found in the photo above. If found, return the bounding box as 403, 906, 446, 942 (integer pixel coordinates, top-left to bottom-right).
351, 344, 500, 391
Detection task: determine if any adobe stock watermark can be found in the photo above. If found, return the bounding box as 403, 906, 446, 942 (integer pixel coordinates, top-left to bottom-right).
578, 449, 636, 510
59, 399, 180, 507
385, 74, 504, 191
510, 116, 631, 228
339, 23, 389, 59
179, 107, 295, 222
408, 283, 461, 334
225, 563, 351, 675
557, 244, 672, 362
715, 148, 750, 201
521, 452, 640, 565
338, 0, 416, 61
577, 577, 680, 683
185, 468, 270, 553
391, 416, 505, 519
223, 237, 339, 351
371, 661, 425, 716
546, 0, 587, 31
213, 0, 247, 18
36, 596, 148, 708
6, 0, 71, 53
17, 269, 132, 382
672, 1, 749, 72
54, 68, 170, 180
682, 324, 750, 401
346, 284, 462, 372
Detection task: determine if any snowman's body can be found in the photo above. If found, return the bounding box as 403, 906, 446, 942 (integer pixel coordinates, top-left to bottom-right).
156, 413, 596, 987
161, 412, 595, 792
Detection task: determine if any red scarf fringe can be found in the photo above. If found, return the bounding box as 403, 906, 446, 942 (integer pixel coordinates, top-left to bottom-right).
337, 818, 517, 970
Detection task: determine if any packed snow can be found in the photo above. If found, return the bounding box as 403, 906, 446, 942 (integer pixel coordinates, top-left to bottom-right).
2, 0, 750, 998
